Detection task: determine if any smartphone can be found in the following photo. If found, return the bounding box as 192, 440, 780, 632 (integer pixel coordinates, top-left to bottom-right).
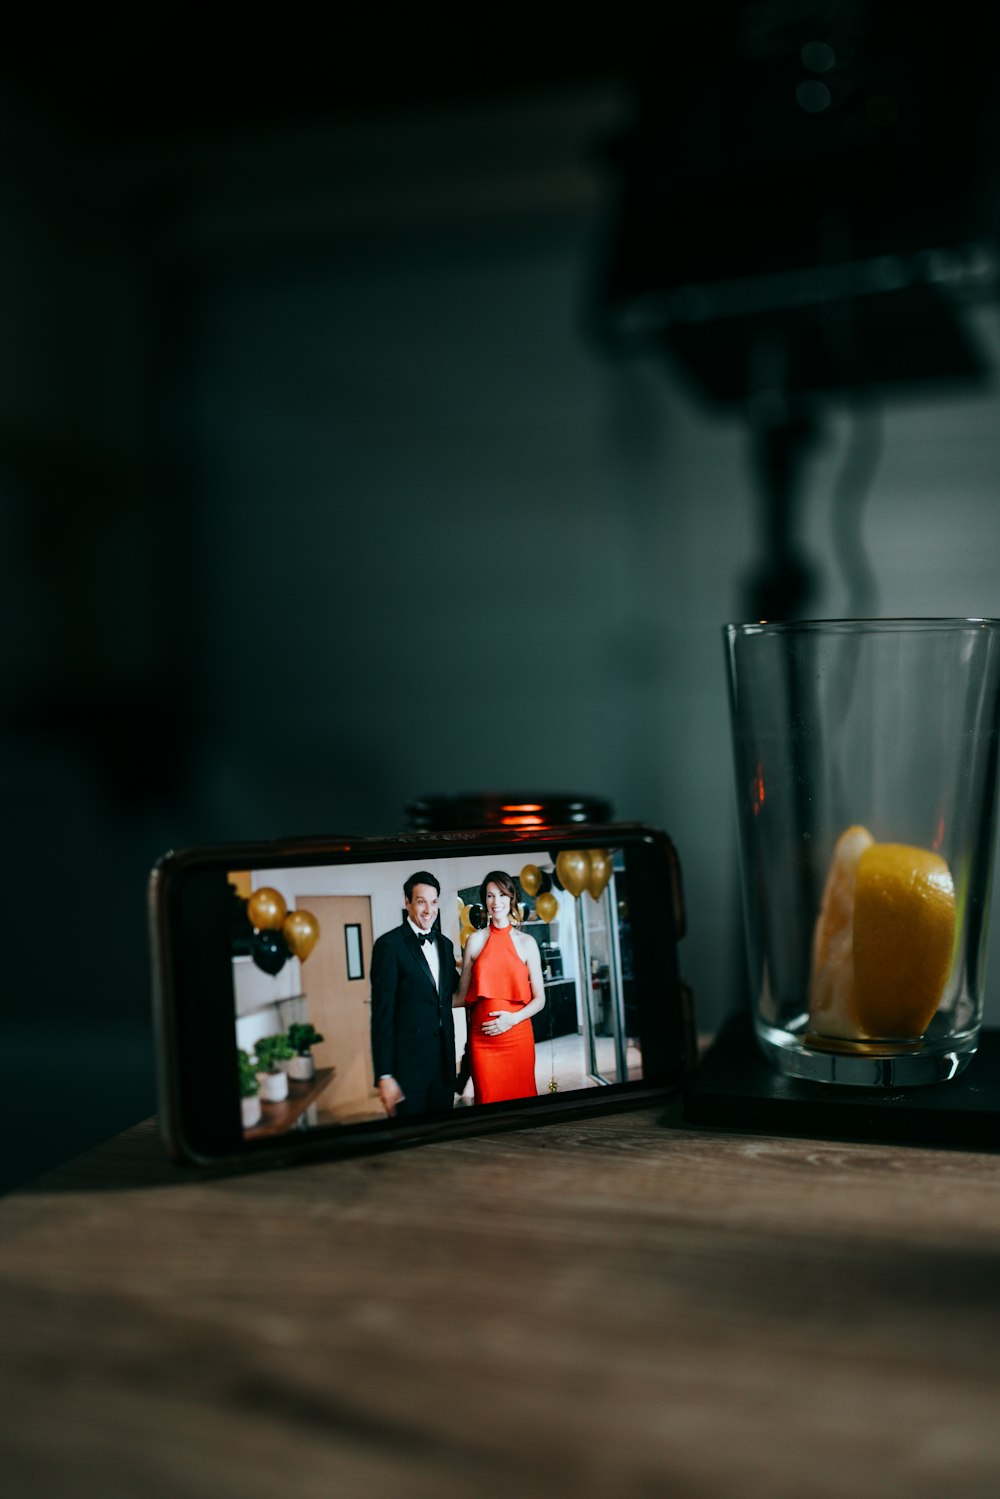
149, 822, 693, 1169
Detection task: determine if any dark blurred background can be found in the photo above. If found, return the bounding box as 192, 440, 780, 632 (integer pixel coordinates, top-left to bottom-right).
3, 1, 1000, 1190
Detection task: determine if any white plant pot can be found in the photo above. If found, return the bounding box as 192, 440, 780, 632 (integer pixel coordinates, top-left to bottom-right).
241, 1095, 262, 1129
287, 1054, 315, 1081
257, 1070, 289, 1103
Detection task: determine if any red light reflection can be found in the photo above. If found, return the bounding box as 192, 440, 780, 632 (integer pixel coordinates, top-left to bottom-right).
752, 765, 766, 816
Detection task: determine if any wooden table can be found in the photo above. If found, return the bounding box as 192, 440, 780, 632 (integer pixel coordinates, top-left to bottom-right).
3, 1103, 1000, 1498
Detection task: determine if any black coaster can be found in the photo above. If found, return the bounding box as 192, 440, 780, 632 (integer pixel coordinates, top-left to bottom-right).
682, 1013, 1000, 1150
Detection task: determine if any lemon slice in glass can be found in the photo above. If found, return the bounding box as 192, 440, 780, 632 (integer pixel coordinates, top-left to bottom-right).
809, 829, 955, 1041
853, 843, 956, 1039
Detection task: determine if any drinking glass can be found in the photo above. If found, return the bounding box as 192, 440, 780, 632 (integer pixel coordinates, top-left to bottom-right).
724, 618, 1000, 1085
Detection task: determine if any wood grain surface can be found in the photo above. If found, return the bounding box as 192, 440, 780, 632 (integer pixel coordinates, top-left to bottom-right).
3, 1108, 1000, 1498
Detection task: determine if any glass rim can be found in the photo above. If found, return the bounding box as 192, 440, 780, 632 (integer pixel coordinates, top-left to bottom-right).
724, 616, 1000, 638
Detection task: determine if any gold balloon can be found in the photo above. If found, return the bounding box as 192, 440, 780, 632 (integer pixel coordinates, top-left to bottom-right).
587, 849, 613, 901
283, 909, 320, 961
248, 886, 287, 931
555, 850, 591, 899
520, 864, 542, 897
459, 920, 475, 949
534, 890, 558, 923
458, 903, 471, 927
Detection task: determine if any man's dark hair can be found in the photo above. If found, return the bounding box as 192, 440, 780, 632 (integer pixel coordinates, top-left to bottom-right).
404, 870, 440, 901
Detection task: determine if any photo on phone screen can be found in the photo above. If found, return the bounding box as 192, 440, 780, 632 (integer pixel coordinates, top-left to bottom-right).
228, 848, 641, 1140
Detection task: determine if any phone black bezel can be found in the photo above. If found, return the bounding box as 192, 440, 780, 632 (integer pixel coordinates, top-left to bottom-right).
149, 823, 692, 1169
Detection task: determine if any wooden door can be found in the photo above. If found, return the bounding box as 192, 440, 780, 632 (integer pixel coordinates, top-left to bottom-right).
299, 895, 381, 1124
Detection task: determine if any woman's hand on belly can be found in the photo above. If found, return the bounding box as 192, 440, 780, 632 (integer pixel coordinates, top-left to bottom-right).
482, 1010, 517, 1037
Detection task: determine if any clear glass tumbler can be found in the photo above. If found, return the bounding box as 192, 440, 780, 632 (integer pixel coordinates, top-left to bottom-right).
724, 618, 1000, 1085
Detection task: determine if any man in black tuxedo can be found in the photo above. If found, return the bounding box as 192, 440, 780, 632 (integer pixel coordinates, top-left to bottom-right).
370, 870, 459, 1117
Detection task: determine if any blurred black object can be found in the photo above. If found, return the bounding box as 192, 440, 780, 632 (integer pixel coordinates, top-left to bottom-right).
684, 1012, 1000, 1150
0, 5, 637, 139
406, 793, 613, 831
597, 0, 999, 403
596, 1, 1000, 625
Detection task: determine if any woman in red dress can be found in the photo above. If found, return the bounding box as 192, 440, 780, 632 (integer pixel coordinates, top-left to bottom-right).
454, 870, 546, 1105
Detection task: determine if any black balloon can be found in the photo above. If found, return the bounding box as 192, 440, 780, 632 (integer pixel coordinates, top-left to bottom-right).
468, 904, 487, 930
538, 871, 553, 894
252, 928, 289, 975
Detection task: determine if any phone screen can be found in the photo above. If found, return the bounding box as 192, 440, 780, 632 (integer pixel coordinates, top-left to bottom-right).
231, 845, 653, 1139
152, 826, 688, 1163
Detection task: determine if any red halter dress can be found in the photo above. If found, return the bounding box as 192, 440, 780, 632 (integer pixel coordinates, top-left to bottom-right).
468, 924, 537, 1105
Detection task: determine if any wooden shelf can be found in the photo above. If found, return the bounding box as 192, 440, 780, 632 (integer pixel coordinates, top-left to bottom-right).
244, 1067, 336, 1139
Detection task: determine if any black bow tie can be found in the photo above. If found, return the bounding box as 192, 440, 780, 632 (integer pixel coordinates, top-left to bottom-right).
416, 930, 435, 946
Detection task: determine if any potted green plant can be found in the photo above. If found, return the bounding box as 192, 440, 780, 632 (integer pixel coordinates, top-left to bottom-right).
254, 1033, 295, 1101
286, 1022, 324, 1080
238, 1049, 262, 1128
